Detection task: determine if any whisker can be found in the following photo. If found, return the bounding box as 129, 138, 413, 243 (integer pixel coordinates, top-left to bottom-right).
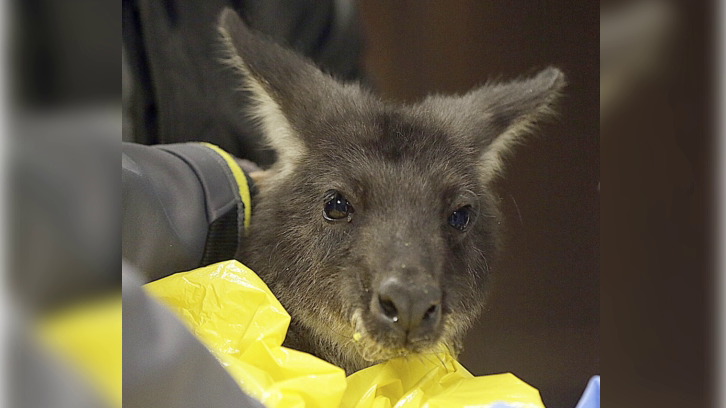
509, 194, 523, 226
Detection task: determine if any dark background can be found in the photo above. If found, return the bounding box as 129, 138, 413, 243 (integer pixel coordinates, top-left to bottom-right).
356, 2, 599, 407
600, 1, 716, 407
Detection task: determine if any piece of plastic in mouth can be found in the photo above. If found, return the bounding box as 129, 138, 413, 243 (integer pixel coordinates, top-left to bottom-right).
392, 316, 399, 323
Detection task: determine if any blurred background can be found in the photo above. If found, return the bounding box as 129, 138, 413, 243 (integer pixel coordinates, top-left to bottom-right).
8, 0, 723, 407
600, 0, 717, 407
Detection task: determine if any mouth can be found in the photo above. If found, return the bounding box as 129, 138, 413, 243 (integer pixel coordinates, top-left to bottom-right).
349, 309, 449, 363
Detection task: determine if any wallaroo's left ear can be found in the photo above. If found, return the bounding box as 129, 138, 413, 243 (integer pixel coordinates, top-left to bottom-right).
420, 67, 565, 184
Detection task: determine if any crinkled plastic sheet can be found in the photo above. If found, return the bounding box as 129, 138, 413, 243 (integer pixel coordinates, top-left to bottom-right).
145, 260, 545, 408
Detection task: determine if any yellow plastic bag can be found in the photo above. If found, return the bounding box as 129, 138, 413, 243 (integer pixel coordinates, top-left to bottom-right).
38, 295, 123, 408
345, 356, 543, 408
145, 260, 545, 408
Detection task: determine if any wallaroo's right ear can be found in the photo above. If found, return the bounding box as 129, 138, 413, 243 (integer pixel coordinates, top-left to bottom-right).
419, 67, 565, 184
217, 8, 345, 167
473, 68, 565, 183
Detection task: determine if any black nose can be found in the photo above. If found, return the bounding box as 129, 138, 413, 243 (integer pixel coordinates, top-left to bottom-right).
375, 276, 442, 333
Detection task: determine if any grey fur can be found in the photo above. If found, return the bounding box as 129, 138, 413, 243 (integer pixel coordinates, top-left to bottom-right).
219, 8, 565, 374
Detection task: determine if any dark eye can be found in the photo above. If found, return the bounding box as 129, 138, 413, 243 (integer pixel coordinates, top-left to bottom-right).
448, 206, 471, 231
323, 190, 354, 222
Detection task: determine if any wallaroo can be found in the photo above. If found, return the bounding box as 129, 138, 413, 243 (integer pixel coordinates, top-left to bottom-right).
219, 8, 565, 374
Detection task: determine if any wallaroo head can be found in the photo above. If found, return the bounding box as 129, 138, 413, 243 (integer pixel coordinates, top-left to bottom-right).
219, 8, 565, 373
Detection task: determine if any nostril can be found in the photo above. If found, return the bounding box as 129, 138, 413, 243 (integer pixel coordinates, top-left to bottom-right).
378, 295, 399, 321
375, 278, 441, 331
424, 304, 439, 321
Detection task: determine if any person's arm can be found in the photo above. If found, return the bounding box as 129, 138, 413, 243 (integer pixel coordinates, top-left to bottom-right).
122, 142, 253, 283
